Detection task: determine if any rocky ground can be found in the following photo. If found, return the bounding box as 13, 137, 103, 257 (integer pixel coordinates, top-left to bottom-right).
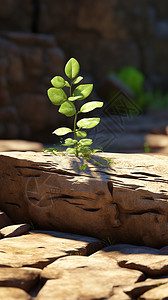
0, 214, 168, 300
0, 150, 168, 299
0, 134, 168, 300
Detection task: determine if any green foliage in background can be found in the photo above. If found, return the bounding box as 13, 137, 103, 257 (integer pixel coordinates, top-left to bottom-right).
109, 66, 168, 111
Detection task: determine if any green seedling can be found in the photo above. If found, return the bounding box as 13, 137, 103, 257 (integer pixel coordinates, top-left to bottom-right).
77, 164, 88, 171
68, 251, 83, 256
102, 236, 116, 246
47, 57, 103, 157
144, 142, 151, 153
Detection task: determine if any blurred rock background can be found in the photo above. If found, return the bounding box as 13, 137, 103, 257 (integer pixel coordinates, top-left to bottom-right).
0, 0, 168, 152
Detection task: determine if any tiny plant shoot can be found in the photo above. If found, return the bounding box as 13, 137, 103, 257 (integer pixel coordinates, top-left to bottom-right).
47, 58, 103, 157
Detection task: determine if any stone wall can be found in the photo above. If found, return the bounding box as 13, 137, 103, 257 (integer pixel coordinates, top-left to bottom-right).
37, 0, 168, 89
0, 32, 66, 141
0, 0, 168, 141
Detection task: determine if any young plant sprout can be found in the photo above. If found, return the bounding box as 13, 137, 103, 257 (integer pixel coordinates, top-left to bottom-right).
47, 58, 103, 157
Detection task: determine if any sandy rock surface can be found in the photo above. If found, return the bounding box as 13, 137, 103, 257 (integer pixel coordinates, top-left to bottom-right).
0, 151, 168, 298
0, 226, 166, 299
0, 151, 168, 247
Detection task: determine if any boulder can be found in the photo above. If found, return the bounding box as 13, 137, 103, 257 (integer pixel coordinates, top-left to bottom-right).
0, 151, 168, 247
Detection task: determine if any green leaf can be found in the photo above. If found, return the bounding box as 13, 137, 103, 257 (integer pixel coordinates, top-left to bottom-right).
47, 87, 67, 105
66, 147, 76, 154
77, 117, 100, 129
72, 76, 83, 85
65, 80, 70, 87
52, 127, 72, 136
79, 139, 93, 146
77, 164, 88, 171
51, 76, 65, 88
76, 131, 87, 138
65, 58, 80, 79
80, 101, 103, 113
68, 96, 83, 101
59, 101, 76, 117
92, 148, 103, 153
63, 138, 77, 146
93, 161, 103, 166
78, 145, 92, 155
73, 84, 93, 100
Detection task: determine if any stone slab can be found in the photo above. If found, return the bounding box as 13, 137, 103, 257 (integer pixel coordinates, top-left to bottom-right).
0, 287, 32, 300
0, 224, 30, 238
0, 230, 103, 268
92, 244, 168, 277
124, 277, 168, 298
0, 267, 41, 292
139, 282, 168, 299
40, 248, 144, 299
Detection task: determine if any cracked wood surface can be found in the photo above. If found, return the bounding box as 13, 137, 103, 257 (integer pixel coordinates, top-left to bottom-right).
0, 151, 168, 247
